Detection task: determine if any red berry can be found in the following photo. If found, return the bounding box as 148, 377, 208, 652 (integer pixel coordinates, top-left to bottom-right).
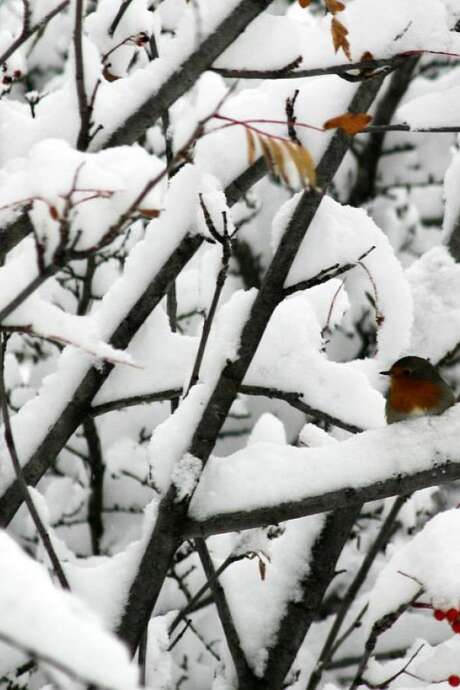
434, 609, 446, 621
448, 676, 460, 687
447, 608, 459, 622
453, 621, 460, 634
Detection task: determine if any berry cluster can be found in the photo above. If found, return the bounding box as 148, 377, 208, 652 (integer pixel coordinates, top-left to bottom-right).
434, 608, 460, 634
431, 608, 460, 685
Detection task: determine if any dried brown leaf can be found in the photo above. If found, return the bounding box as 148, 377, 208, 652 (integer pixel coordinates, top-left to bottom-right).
325, 0, 345, 13
267, 139, 290, 186
258, 135, 275, 175
286, 142, 316, 187
246, 127, 256, 166
331, 16, 351, 60
103, 65, 120, 82
49, 205, 59, 220
298, 0, 312, 6
258, 558, 266, 581
323, 111, 372, 134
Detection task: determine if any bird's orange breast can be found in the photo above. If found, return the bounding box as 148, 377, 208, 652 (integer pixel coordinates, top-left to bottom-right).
389, 378, 443, 413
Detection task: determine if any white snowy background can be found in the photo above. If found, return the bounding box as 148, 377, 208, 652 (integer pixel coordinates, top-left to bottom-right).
1, 1, 460, 689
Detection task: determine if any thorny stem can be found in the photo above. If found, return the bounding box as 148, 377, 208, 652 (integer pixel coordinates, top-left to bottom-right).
0, 335, 70, 590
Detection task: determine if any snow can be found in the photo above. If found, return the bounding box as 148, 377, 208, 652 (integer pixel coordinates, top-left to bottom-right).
217, 0, 460, 73
406, 247, 460, 362
2, 0, 460, 686
148, 288, 256, 494
364, 510, 460, 636
246, 292, 385, 430
272, 194, 413, 362
189, 403, 460, 522
0, 530, 139, 690
216, 514, 326, 675
443, 148, 460, 245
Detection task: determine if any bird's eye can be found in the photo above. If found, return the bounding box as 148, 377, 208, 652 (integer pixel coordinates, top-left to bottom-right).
403, 369, 411, 376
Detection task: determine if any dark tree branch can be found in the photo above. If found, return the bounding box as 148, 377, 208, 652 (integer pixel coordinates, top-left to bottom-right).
262, 507, 362, 690
282, 246, 375, 297
105, 0, 274, 148
115, 75, 385, 653
195, 539, 262, 688
83, 418, 105, 555
212, 55, 408, 81
0, 7, 271, 261
90, 389, 182, 417
108, 0, 135, 37
183, 453, 460, 539
186, 200, 232, 393
239, 385, 363, 433
0, 264, 57, 324
74, 0, 90, 151
348, 56, 419, 207
0, 336, 70, 590
90, 384, 363, 433
169, 554, 243, 635
0, 212, 32, 264
306, 495, 408, 690
0, 161, 267, 526
349, 588, 424, 690
0, 0, 69, 67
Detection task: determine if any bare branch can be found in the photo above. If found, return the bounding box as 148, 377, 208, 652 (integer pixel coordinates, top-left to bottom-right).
195, 539, 259, 687
0, 1, 69, 67
306, 495, 408, 690
0, 336, 70, 590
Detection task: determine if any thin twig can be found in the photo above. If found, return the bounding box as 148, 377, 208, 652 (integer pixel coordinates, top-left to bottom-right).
109, 0, 135, 37
74, 0, 90, 150
349, 588, 424, 690
169, 554, 244, 634
195, 539, 255, 684
0, 335, 70, 589
185, 200, 232, 394
0, 1, 69, 67
284, 246, 375, 297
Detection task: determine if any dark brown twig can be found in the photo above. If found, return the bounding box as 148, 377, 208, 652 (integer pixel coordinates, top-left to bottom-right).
283, 246, 376, 297
185, 199, 233, 394
74, 0, 90, 151
306, 495, 408, 690
349, 588, 424, 690
195, 539, 258, 687
0, 1, 69, 67
109, 0, 135, 37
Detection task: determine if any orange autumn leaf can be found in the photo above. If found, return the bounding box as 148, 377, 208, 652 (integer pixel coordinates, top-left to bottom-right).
323, 112, 373, 135
298, 0, 312, 6
138, 208, 161, 219
325, 0, 345, 13
331, 16, 351, 60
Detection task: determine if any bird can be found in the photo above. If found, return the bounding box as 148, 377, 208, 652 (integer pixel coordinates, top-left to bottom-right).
380, 356, 456, 424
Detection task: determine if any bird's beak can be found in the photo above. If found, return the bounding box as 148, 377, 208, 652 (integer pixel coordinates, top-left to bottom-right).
379, 370, 391, 376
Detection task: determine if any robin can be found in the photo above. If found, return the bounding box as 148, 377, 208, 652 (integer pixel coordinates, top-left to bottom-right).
380, 356, 456, 424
